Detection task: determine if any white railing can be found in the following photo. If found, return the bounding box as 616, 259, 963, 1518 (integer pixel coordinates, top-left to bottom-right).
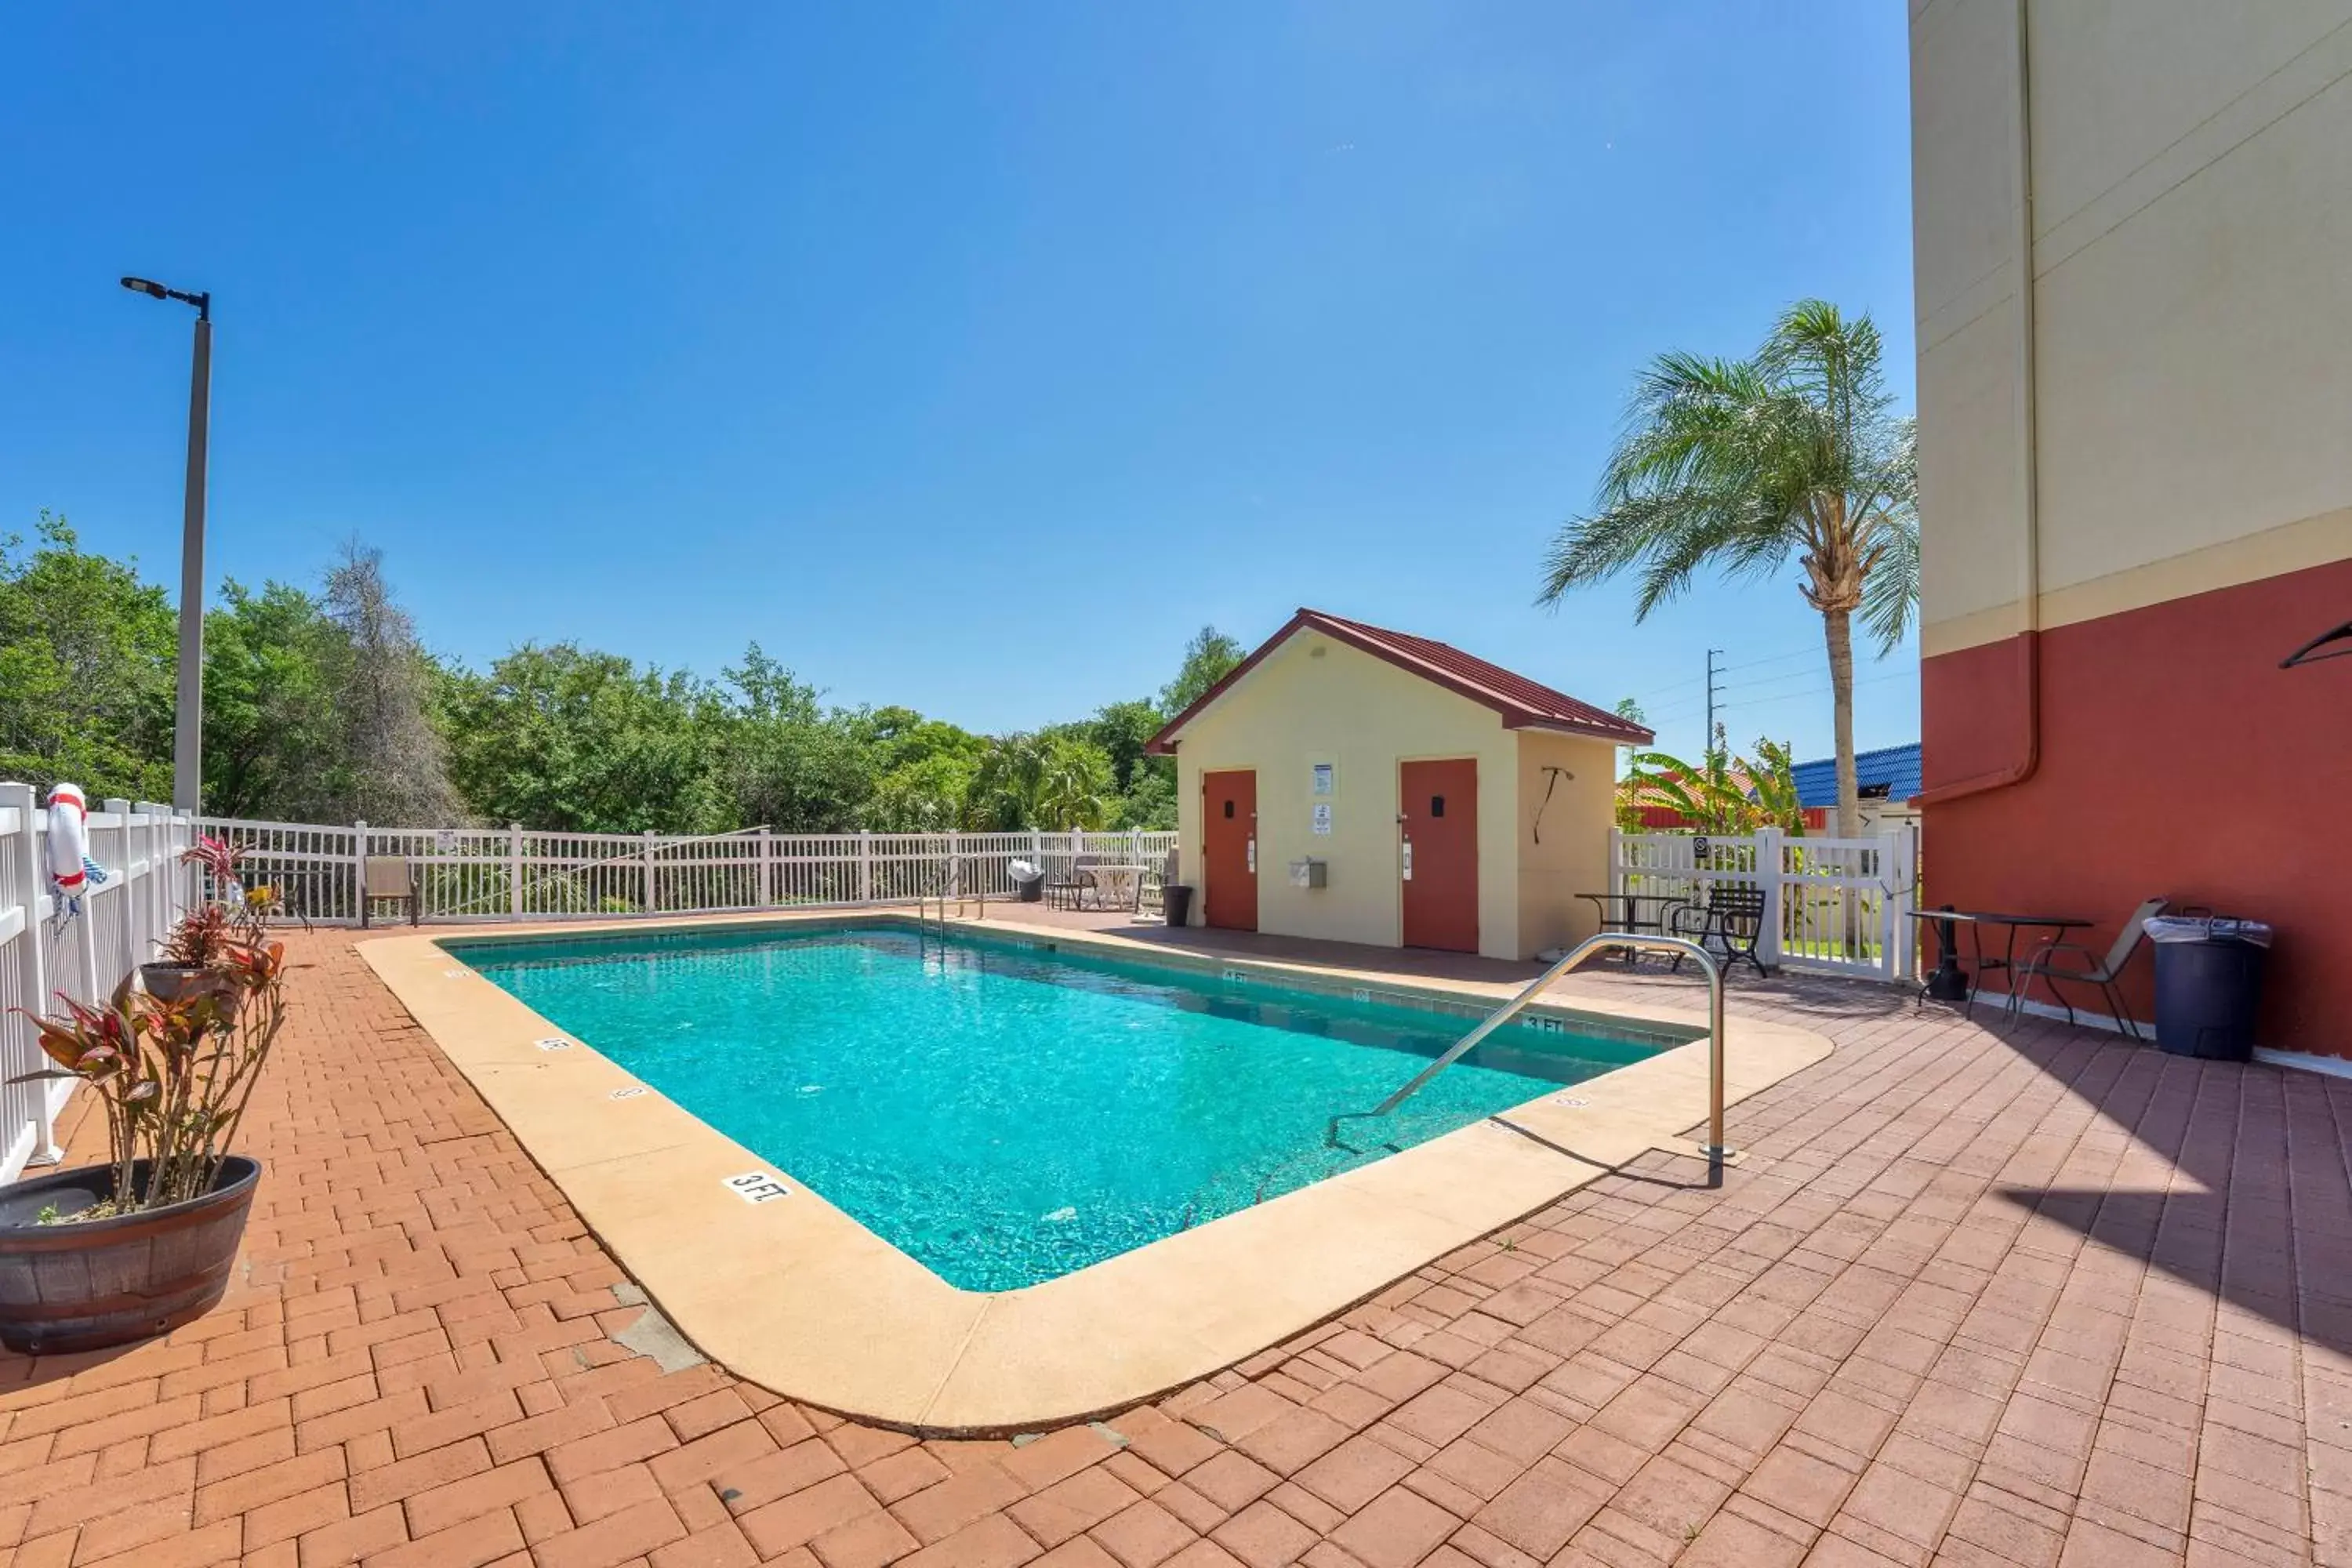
1611, 826, 1918, 982
1, 786, 198, 1182
196, 818, 1181, 927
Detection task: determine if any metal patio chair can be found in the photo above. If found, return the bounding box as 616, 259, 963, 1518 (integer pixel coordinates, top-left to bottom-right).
1668, 883, 1772, 978
2009, 895, 2168, 1038
1046, 854, 1099, 912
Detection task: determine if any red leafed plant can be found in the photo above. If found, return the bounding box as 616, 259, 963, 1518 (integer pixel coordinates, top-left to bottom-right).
13, 922, 289, 1218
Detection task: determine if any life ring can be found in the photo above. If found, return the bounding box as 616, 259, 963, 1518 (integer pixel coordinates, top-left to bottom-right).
45, 785, 89, 897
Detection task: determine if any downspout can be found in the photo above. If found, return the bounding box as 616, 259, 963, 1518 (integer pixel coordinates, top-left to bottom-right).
1920, 0, 2042, 805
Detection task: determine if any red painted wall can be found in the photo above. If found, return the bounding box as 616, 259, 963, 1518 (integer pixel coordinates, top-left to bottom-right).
1922, 557, 2352, 1056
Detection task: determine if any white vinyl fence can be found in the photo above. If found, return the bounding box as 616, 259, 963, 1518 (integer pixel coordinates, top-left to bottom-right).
197, 818, 1181, 927
1, 786, 198, 1182
1611, 826, 1918, 982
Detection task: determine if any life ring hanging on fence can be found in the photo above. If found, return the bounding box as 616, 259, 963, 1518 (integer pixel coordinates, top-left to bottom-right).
44, 784, 111, 927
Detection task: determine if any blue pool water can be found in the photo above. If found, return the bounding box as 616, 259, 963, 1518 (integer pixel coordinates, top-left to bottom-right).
460, 925, 1653, 1290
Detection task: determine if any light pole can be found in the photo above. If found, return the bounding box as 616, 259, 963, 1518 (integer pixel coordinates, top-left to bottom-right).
122, 276, 211, 814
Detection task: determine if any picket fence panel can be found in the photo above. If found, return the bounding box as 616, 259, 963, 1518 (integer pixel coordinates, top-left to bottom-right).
1611, 826, 1918, 982
196, 818, 1179, 927
0, 786, 198, 1183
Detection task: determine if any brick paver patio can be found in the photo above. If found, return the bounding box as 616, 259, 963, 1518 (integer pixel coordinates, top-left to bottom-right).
2, 926, 2347, 1567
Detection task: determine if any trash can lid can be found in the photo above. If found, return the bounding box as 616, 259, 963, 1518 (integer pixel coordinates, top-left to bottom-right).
2144, 915, 2273, 946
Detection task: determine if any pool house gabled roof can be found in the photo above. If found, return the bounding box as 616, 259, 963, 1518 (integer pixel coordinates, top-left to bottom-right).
1145, 608, 1654, 753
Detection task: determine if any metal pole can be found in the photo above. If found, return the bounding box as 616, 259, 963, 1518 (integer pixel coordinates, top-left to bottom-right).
172, 314, 212, 812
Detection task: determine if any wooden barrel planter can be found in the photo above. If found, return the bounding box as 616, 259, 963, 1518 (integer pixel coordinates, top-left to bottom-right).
0, 1157, 260, 1355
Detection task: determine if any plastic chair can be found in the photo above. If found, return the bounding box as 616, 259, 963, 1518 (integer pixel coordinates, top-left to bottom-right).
2009, 896, 2168, 1038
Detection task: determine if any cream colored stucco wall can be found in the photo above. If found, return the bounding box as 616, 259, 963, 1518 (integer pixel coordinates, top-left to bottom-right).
1513, 731, 1621, 960
1170, 631, 1526, 960
1911, 0, 2352, 657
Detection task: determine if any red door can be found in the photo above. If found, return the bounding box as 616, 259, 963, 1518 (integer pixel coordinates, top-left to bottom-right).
1400, 759, 1478, 953
1202, 770, 1258, 931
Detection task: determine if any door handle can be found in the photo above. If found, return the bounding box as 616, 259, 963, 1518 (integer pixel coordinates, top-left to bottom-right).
1247, 838, 1256, 875
1401, 839, 1413, 881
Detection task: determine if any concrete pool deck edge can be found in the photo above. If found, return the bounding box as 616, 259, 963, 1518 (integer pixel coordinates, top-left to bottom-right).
359, 910, 1835, 1434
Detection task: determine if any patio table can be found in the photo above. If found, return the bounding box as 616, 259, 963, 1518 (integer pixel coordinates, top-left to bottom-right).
1905, 908, 2094, 1023
1083, 865, 1145, 913
1575, 891, 1689, 963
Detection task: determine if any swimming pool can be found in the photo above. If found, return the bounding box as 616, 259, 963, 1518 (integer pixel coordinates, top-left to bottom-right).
460, 924, 1654, 1289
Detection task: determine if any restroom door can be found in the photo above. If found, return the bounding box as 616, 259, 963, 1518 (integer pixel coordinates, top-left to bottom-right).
1399, 759, 1479, 953
1201, 770, 1258, 931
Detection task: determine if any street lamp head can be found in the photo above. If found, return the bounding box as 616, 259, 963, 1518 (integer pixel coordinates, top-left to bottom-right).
120, 276, 209, 320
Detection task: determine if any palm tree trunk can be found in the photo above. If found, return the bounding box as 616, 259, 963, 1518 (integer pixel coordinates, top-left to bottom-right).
1824, 605, 1860, 839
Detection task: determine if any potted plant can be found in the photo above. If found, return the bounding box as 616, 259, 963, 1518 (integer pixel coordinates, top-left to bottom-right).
0, 926, 289, 1354
140, 837, 281, 1004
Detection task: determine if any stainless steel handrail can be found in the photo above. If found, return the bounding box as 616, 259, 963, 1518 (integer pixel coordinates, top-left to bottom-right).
1370, 932, 1732, 1161
916, 890, 988, 937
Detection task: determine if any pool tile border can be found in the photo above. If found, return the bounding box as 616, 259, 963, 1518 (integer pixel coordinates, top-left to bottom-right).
363, 909, 1833, 1434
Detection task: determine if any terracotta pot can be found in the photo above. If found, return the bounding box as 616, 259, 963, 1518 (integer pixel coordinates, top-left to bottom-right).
0, 1157, 260, 1355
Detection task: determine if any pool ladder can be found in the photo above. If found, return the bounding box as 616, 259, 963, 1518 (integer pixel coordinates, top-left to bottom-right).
1343, 932, 1733, 1164
916, 890, 988, 938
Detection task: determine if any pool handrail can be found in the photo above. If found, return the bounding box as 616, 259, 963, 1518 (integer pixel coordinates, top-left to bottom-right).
916, 890, 988, 937
1370, 932, 1731, 1162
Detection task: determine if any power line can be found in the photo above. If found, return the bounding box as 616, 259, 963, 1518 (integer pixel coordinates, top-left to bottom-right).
1716, 644, 1820, 679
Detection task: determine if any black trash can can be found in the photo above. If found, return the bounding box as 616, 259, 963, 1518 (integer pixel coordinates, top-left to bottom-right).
1164, 884, 1194, 927
2145, 915, 2271, 1061
1013, 870, 1045, 903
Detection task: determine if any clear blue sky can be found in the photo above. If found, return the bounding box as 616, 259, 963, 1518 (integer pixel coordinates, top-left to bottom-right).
2, 2, 1916, 764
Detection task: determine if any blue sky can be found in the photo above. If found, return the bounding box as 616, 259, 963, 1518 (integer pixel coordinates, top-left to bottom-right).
2, 2, 1916, 764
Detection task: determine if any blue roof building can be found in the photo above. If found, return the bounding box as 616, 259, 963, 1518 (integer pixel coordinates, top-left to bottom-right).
1791, 742, 1922, 811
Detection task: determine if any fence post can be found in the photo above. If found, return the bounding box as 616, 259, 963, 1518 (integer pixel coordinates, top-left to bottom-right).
641, 830, 658, 913
142, 803, 167, 953
1885, 829, 1915, 981
1129, 826, 1142, 868
351, 822, 368, 924
945, 831, 958, 902
136, 801, 161, 955
759, 829, 775, 909
1608, 827, 1625, 902
1755, 827, 1786, 971
506, 824, 524, 916
103, 798, 133, 978
858, 830, 874, 905
3, 783, 60, 1165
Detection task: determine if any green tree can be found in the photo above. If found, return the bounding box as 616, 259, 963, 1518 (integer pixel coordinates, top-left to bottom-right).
1157, 626, 1243, 717
713, 644, 875, 832
1540, 301, 1918, 837
202, 580, 346, 819
441, 644, 728, 833
0, 513, 176, 802
965, 733, 1114, 831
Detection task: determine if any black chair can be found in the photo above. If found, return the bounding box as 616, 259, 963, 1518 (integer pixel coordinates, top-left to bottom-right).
1046, 854, 1099, 911
1669, 883, 1771, 978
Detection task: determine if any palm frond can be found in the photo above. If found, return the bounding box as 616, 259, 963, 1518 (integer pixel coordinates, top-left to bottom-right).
1859, 508, 1919, 654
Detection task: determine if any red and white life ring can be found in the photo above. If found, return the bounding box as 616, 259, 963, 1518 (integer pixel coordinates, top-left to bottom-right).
45, 785, 89, 897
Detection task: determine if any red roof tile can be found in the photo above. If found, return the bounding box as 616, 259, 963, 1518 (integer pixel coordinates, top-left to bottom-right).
1145, 608, 1653, 753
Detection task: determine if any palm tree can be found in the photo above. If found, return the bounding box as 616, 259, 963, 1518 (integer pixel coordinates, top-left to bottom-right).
1540, 300, 1918, 837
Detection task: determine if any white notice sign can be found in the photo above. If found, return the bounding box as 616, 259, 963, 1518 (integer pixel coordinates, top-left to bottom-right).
1312, 803, 1333, 835
1311, 763, 1334, 796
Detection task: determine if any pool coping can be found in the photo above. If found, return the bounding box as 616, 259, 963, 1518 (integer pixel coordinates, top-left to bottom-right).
360, 909, 1835, 1434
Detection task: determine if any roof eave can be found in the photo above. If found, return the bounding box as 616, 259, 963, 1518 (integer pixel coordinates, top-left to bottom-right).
1508, 716, 1656, 746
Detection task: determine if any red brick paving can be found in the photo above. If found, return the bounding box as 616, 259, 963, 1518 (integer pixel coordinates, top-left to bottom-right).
0, 928, 2347, 1566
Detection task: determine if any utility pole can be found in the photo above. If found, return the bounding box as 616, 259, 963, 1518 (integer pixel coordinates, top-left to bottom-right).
1703, 648, 1724, 765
